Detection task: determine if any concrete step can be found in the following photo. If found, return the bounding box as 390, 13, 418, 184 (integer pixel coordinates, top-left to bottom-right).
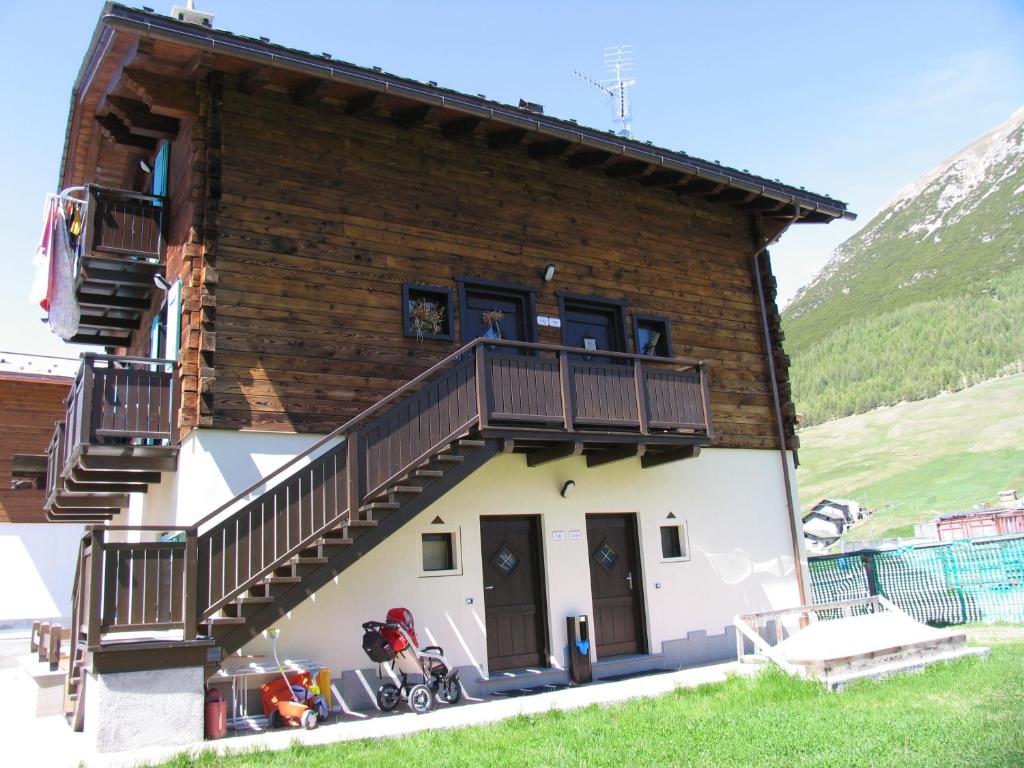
476, 666, 568, 695
591, 653, 667, 681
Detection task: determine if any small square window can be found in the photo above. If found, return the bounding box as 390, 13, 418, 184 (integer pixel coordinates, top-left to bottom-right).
633, 314, 672, 357
403, 283, 454, 341
660, 524, 688, 561
422, 532, 454, 572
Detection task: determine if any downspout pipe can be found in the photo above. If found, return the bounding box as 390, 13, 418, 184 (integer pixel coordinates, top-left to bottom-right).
750, 213, 808, 605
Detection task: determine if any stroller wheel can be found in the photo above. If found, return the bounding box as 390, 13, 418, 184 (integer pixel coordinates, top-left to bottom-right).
407, 683, 433, 714
442, 676, 461, 704
301, 709, 318, 730
376, 683, 401, 712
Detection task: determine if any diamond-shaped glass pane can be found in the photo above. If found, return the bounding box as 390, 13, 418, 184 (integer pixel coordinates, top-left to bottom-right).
594, 540, 618, 573
491, 543, 519, 577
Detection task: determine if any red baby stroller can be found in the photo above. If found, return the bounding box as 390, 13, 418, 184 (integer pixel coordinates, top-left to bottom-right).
361, 607, 461, 714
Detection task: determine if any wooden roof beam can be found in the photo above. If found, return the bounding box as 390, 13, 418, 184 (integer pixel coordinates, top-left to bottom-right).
487, 128, 527, 150
392, 104, 432, 129
527, 139, 572, 159
238, 65, 273, 94
567, 150, 613, 169
674, 179, 726, 197
741, 198, 790, 213
441, 116, 482, 139
106, 95, 180, 139
95, 114, 158, 150
705, 188, 759, 204
640, 170, 685, 187
292, 78, 331, 106
605, 159, 649, 179
119, 66, 198, 118
344, 91, 379, 116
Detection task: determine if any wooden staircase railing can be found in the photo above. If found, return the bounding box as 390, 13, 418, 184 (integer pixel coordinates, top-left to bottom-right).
69, 339, 712, 651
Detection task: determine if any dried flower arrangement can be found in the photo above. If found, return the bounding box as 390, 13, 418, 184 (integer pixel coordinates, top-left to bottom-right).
481, 309, 504, 326
409, 298, 446, 338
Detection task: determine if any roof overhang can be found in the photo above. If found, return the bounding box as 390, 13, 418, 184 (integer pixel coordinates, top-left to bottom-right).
62, 3, 855, 224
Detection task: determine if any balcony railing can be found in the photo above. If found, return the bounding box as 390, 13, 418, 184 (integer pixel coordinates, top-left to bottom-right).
64, 354, 177, 450
477, 341, 712, 435
86, 185, 165, 261
44, 355, 178, 520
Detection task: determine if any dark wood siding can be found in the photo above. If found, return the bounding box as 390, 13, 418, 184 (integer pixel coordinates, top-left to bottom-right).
207, 80, 779, 449
0, 377, 70, 523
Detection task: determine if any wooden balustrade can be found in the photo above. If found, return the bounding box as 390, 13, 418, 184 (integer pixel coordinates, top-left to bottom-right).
63, 354, 176, 456
87, 186, 165, 260
72, 338, 713, 644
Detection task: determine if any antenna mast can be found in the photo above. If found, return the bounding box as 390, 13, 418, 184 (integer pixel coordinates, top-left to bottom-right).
574, 45, 637, 139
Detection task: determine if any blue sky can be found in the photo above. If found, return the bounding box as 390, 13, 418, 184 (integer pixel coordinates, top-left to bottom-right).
1, 0, 1022, 358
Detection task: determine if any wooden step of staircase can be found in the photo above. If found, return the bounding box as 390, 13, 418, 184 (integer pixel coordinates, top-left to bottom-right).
412, 468, 443, 479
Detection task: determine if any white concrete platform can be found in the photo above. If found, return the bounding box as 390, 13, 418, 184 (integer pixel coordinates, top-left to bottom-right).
2, 660, 755, 768
776, 611, 964, 663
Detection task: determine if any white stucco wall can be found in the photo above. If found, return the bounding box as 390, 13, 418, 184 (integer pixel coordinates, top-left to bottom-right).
226, 446, 805, 679
126, 429, 322, 530
0, 523, 83, 625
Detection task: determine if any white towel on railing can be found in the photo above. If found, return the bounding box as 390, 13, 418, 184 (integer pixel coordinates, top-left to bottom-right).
29, 197, 56, 310
47, 205, 81, 340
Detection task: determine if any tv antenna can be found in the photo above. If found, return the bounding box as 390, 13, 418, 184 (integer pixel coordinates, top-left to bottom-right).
574, 45, 637, 139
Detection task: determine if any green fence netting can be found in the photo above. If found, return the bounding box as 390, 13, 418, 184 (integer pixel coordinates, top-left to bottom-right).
808, 534, 1024, 625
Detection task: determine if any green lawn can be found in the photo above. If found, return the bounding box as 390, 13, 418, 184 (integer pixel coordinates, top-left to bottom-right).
156, 640, 1024, 768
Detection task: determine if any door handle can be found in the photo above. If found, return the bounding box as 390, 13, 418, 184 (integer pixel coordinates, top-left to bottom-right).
484, 585, 495, 590
625, 572, 633, 590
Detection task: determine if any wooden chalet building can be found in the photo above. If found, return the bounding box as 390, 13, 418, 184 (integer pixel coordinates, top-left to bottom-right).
37, 3, 854, 751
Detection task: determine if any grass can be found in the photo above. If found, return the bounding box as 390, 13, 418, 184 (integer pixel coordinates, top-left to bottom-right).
796, 373, 1024, 539
154, 640, 1024, 768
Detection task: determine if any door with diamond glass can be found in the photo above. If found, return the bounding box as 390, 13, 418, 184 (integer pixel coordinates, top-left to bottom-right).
480, 515, 548, 671
586, 513, 647, 657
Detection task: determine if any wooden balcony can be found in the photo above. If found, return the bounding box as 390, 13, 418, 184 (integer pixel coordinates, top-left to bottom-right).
44, 354, 178, 522
473, 340, 712, 466
71, 185, 166, 347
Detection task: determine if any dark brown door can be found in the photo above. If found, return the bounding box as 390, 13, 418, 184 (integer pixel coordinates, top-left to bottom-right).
560, 297, 627, 356
480, 515, 548, 671
460, 282, 535, 347
586, 513, 646, 657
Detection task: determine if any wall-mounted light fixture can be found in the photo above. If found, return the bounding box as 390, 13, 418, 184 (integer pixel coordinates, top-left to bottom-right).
560, 480, 575, 498
542, 264, 556, 282
139, 158, 153, 174
153, 274, 172, 291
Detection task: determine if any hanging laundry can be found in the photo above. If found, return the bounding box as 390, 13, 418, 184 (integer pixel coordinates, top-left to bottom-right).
47, 204, 82, 340
30, 197, 57, 311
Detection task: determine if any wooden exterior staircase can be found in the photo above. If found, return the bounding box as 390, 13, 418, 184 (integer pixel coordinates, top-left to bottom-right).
64, 338, 714, 729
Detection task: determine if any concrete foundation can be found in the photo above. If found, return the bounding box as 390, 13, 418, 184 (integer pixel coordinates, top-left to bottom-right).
662, 626, 738, 669
84, 665, 205, 753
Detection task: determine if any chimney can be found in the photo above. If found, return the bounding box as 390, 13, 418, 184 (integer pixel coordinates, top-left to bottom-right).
170, 1, 214, 27
518, 99, 544, 115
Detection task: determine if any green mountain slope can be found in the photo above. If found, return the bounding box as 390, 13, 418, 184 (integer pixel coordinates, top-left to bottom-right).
797, 374, 1024, 540
783, 107, 1024, 423
792, 266, 1024, 425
